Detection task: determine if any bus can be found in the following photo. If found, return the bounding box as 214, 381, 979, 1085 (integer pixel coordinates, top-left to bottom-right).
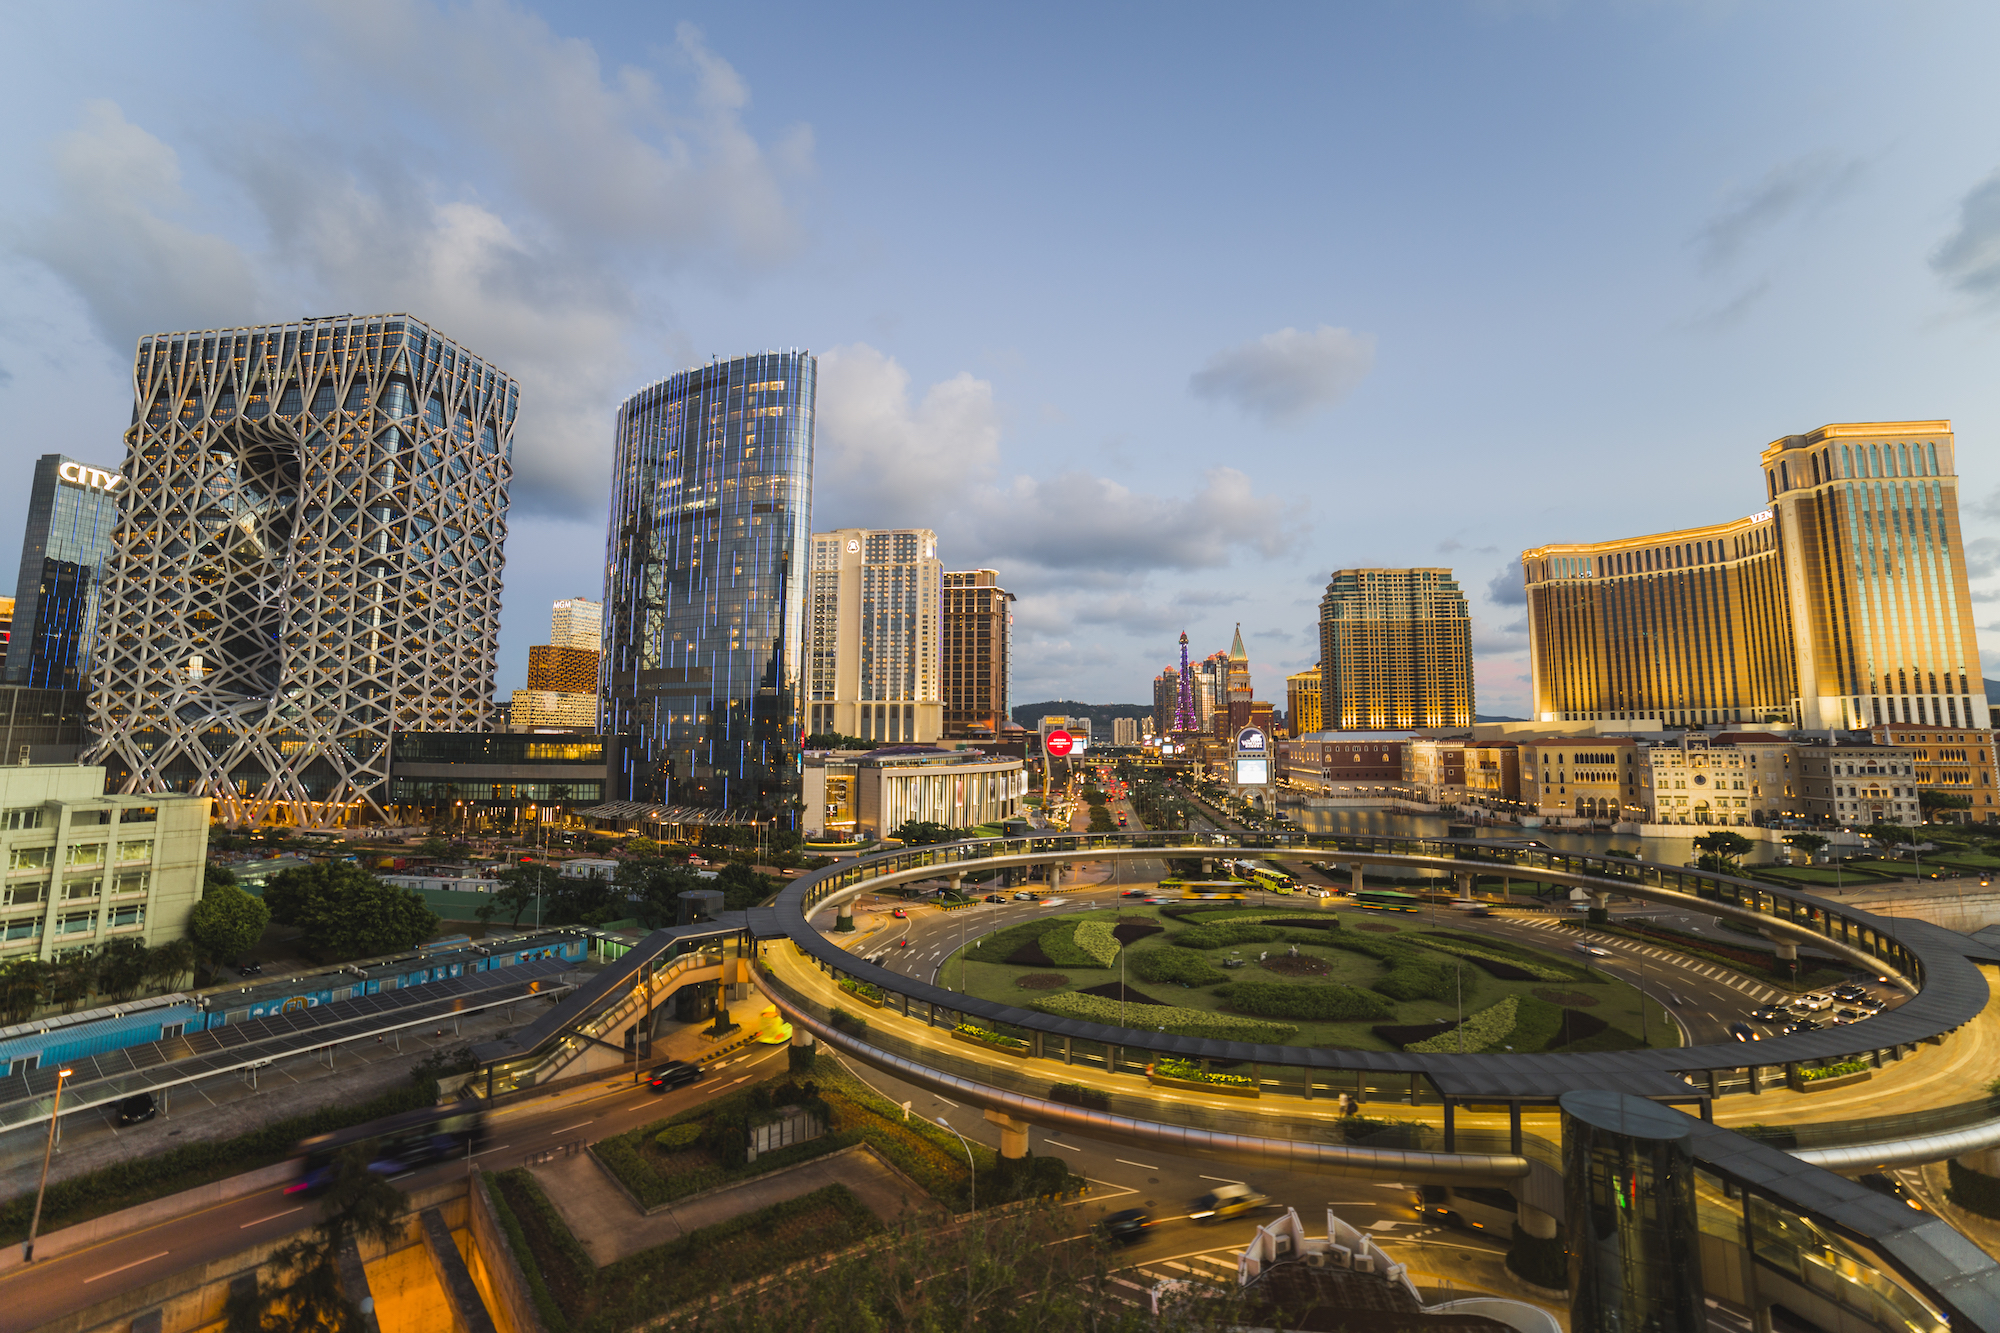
1160, 878, 1251, 902
1245, 866, 1296, 894
287, 1101, 489, 1196
1351, 888, 1422, 913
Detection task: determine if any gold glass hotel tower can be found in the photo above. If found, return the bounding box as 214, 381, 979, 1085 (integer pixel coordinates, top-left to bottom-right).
1318, 568, 1473, 730
1523, 421, 1987, 732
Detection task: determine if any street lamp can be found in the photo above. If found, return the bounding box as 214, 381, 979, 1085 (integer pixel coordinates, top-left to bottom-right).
24, 1068, 74, 1262
935, 1114, 975, 1212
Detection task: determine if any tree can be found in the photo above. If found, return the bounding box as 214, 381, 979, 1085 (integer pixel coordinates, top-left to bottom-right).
264, 862, 439, 960
1692, 830, 1755, 874
1785, 833, 1830, 863
225, 1147, 403, 1332
0, 960, 47, 1023
417, 836, 450, 861
493, 861, 565, 928
716, 863, 779, 912
145, 939, 197, 992
890, 820, 969, 846
188, 881, 271, 968
96, 937, 149, 1001
625, 836, 662, 861
1864, 823, 1915, 847
204, 864, 239, 891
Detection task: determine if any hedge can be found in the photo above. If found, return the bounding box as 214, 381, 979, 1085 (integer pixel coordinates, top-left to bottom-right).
484, 1171, 576, 1333
1174, 922, 1283, 950
967, 918, 1063, 964
1411, 932, 1583, 983
1031, 990, 1298, 1042
1127, 944, 1230, 987
1154, 1057, 1252, 1088
1071, 919, 1122, 968
1032, 921, 1100, 969
654, 1122, 702, 1151
1950, 1159, 2000, 1220
1212, 979, 1393, 1022
837, 978, 883, 1003
1048, 1081, 1110, 1111
1800, 1059, 1871, 1082
0, 1077, 438, 1246
1407, 997, 1519, 1053
1187, 910, 1342, 931
1320, 933, 1455, 1002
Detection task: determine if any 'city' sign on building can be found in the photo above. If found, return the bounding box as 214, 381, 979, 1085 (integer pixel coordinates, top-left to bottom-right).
57, 462, 124, 493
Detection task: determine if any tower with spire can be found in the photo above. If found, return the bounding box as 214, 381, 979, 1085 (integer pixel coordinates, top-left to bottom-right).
1173, 631, 1199, 732
1226, 623, 1254, 734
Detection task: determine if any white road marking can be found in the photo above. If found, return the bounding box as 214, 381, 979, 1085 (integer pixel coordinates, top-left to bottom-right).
472, 1144, 512, 1156
1198, 1174, 1242, 1183
551, 1121, 593, 1134
936, 1096, 959, 1108
239, 1207, 304, 1228
1115, 1158, 1161, 1170
85, 1250, 171, 1282
1044, 1139, 1082, 1151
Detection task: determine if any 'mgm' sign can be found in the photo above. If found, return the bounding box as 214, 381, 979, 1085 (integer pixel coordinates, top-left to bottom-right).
58, 461, 125, 493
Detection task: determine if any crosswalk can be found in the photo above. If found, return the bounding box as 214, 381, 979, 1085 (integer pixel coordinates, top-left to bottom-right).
1106, 1247, 1240, 1304
1505, 916, 1782, 1004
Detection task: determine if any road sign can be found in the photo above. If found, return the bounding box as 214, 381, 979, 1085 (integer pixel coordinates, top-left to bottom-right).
1046, 730, 1075, 756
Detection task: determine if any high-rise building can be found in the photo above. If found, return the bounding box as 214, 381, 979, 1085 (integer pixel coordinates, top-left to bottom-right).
604, 351, 815, 814
1226, 625, 1253, 734
1522, 422, 1987, 733
1522, 512, 1792, 728
86, 314, 514, 827
512, 597, 603, 732
804, 528, 942, 745
941, 569, 1013, 739
1765, 422, 1988, 731
1112, 716, 1140, 746
1286, 666, 1322, 736
1152, 667, 1181, 737
1195, 650, 1228, 736
1318, 569, 1474, 730
7, 454, 125, 689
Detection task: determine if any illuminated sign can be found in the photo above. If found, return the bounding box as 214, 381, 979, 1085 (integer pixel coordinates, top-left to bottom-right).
1236, 727, 1266, 753
1045, 730, 1075, 757
58, 461, 124, 493
1234, 757, 1269, 785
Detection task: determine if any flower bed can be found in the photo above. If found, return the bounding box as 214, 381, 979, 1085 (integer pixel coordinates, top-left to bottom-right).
1147, 1057, 1258, 1098
1032, 989, 1297, 1041
1787, 1060, 1873, 1093
838, 977, 886, 1008
1016, 972, 1070, 990
1407, 996, 1519, 1052
952, 1022, 1030, 1054
1072, 919, 1122, 968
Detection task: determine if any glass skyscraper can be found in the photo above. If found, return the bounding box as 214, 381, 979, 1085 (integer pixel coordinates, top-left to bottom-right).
85, 314, 516, 827
604, 351, 815, 815
6, 454, 125, 689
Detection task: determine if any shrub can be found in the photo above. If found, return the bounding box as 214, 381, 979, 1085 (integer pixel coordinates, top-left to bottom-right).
1071, 919, 1121, 968
1031, 990, 1298, 1042
1408, 996, 1520, 1053
1412, 932, 1581, 982
1498, 994, 1570, 1052
1173, 922, 1281, 950
483, 1174, 574, 1333
1373, 1018, 1462, 1049
838, 977, 882, 1002
1153, 1057, 1252, 1088
1048, 1081, 1110, 1111
1800, 1060, 1871, 1081
967, 919, 1062, 964
1212, 979, 1393, 1022
1320, 933, 1455, 1001
829, 1007, 869, 1036
1127, 945, 1229, 987
953, 1022, 1029, 1052
654, 1123, 702, 1151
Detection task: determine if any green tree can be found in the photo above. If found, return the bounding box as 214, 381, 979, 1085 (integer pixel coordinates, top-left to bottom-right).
144, 939, 197, 992
716, 862, 779, 912
890, 820, 969, 846
263, 863, 438, 960
1864, 823, 1915, 847
0, 960, 47, 1023
187, 881, 271, 969
493, 861, 566, 928
417, 835, 450, 861
1692, 830, 1756, 874
1785, 833, 1831, 862
225, 1147, 403, 1332
625, 836, 663, 861
204, 863, 239, 891
96, 937, 150, 1000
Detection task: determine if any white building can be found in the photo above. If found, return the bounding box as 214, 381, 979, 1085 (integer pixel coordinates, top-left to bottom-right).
801, 747, 1026, 838
805, 529, 943, 744
1112, 717, 1140, 746
0, 765, 209, 959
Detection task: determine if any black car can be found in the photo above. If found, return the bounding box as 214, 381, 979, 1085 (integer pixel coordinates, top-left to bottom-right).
1727, 1022, 1761, 1042
1099, 1208, 1155, 1245
647, 1061, 704, 1093
1749, 1006, 1786, 1022
1784, 1018, 1822, 1034
116, 1092, 157, 1125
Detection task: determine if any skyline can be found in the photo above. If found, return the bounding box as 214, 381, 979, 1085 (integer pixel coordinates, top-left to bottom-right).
9, 5, 2000, 715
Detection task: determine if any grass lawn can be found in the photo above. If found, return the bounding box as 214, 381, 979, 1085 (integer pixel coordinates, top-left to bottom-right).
1753, 865, 1892, 886
937, 897, 1675, 1052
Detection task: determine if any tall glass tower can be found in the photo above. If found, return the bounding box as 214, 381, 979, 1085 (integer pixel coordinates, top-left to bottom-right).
604, 352, 815, 815
85, 314, 516, 827
6, 453, 125, 689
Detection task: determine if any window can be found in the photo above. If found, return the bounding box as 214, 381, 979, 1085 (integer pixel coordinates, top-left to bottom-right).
9, 847, 49, 873
160, 1021, 183, 1040
69, 809, 109, 827
109, 904, 144, 929
3, 808, 43, 830
56, 911, 94, 936
66, 844, 104, 868
116, 841, 153, 864
3, 881, 43, 907
3, 916, 39, 941
114, 872, 147, 897
119, 807, 157, 825
9, 1054, 37, 1074
63, 879, 98, 901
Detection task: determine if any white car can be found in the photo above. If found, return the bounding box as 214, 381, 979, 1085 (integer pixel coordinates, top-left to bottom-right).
1040, 897, 1066, 907
1305, 887, 1331, 898
1574, 943, 1612, 958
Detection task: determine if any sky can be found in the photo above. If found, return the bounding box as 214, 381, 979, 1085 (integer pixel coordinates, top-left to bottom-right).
7, 2, 2000, 718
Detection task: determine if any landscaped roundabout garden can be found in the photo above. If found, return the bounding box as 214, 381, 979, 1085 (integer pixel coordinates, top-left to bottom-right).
936, 898, 1678, 1054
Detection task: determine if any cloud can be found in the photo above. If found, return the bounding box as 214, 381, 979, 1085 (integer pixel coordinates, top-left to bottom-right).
1695, 152, 1864, 271
810, 343, 1002, 529
1189, 325, 1374, 424
981, 467, 1307, 574
1964, 537, 2000, 579
1932, 169, 2000, 302
1486, 563, 1526, 606
13, 7, 812, 519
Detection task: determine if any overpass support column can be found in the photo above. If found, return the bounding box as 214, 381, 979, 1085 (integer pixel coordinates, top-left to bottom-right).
1352, 864, 1364, 896
950, 872, 964, 898
1050, 863, 1063, 893
1455, 872, 1473, 901
1958, 1148, 2000, 1176
984, 1109, 1031, 1160
1516, 1201, 1557, 1240
837, 901, 855, 933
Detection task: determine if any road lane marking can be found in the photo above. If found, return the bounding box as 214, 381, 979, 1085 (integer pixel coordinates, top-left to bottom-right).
1115, 1158, 1161, 1170
1198, 1174, 1242, 1183
551, 1122, 593, 1134
472, 1144, 512, 1156
86, 1250, 171, 1282
239, 1207, 303, 1228
1044, 1139, 1082, 1151
935, 1096, 959, 1108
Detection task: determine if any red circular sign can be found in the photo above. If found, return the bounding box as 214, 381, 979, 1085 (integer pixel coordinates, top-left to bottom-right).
1045, 730, 1074, 756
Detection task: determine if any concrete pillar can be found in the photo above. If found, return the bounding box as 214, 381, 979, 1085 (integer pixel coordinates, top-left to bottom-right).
790, 1026, 816, 1049
837, 900, 855, 933
950, 872, 964, 898
1517, 1200, 1557, 1240
984, 1109, 1031, 1159
1455, 872, 1474, 901
1351, 864, 1364, 896
1593, 890, 1613, 910
1959, 1149, 2000, 1176
1050, 864, 1063, 893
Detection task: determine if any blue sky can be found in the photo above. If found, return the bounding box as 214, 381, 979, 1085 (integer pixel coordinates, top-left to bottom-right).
7, 2, 2000, 716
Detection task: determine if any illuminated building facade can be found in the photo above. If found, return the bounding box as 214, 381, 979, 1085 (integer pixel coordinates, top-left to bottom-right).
1318, 568, 1473, 730
941, 570, 1013, 739
86, 314, 514, 827
805, 528, 942, 744
1523, 511, 1793, 729
511, 597, 603, 731
7, 454, 125, 689
1286, 666, 1322, 736
604, 351, 815, 815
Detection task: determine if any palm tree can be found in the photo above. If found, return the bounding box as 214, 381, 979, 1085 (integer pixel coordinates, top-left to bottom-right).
0, 960, 48, 1023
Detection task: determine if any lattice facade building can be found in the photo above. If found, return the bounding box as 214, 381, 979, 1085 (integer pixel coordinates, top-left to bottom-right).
86, 314, 514, 827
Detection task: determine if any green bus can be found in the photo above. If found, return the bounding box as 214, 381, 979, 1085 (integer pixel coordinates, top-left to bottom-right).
1351, 887, 1422, 913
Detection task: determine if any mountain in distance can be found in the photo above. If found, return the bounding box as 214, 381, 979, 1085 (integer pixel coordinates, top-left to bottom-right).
1012, 701, 1153, 734
1987, 679, 2000, 707
1475, 713, 1527, 723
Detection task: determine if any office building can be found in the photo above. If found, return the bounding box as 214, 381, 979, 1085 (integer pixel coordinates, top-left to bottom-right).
941, 570, 1013, 739
7, 454, 125, 689
801, 746, 1026, 839
511, 597, 602, 732
1286, 666, 1322, 736
1318, 569, 1474, 730
1524, 421, 1987, 734
603, 351, 815, 815
1765, 422, 1988, 731
387, 732, 606, 832
1152, 667, 1181, 737
1866, 723, 1996, 820
0, 764, 209, 960
804, 529, 942, 744
1111, 717, 1140, 746
84, 314, 514, 827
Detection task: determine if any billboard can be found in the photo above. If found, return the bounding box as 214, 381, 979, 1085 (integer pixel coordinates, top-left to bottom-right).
1234, 757, 1268, 785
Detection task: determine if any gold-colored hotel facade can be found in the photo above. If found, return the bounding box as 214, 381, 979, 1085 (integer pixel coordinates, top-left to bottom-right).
1525, 421, 1988, 733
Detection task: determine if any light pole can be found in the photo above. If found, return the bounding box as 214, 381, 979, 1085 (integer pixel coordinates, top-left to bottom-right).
936, 1114, 975, 1212
24, 1068, 74, 1262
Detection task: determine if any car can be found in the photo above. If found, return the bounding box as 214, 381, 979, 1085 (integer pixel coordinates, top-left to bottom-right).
1574, 944, 1612, 958
985, 893, 1007, 903
1013, 891, 1036, 901
234, 960, 264, 976
115, 1092, 157, 1125
1749, 1006, 1787, 1022
1465, 907, 1492, 918
1099, 1208, 1155, 1245
1830, 982, 1867, 998
1143, 896, 1169, 905
1835, 1007, 1868, 1022
1802, 991, 1836, 1007
756, 1021, 794, 1044
1121, 888, 1149, 898
1858, 1173, 1923, 1210
1727, 1022, 1761, 1042
891, 908, 907, 919
1784, 1018, 1823, 1034
1040, 898, 1065, 908
1790, 997, 1826, 1012
1857, 995, 1886, 1010
1190, 1183, 1271, 1223
647, 1060, 704, 1093
1305, 886, 1331, 897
